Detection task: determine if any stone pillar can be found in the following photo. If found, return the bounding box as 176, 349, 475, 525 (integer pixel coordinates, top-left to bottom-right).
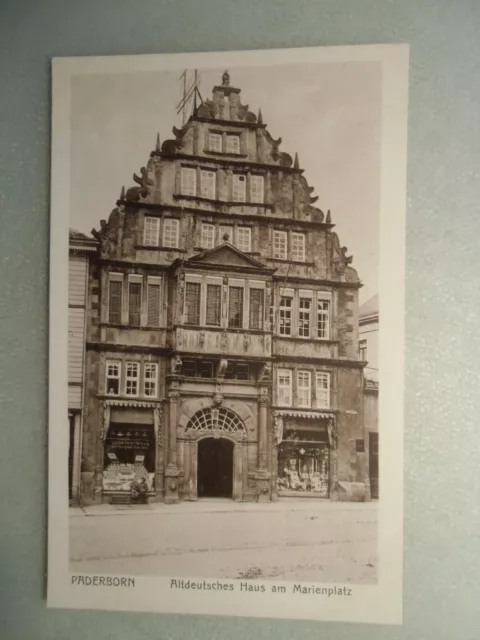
164, 390, 180, 503
255, 390, 271, 502
258, 393, 268, 470
153, 405, 164, 502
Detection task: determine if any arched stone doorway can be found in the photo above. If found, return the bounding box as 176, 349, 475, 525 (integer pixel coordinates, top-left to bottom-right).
183, 407, 247, 501
198, 437, 234, 498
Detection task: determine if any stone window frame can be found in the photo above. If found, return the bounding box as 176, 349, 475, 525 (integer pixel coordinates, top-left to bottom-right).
105, 359, 121, 396
200, 168, 216, 199
127, 274, 143, 327
125, 361, 140, 397
277, 368, 293, 407
273, 288, 333, 341
297, 370, 312, 408
143, 216, 160, 246
143, 362, 159, 398
315, 371, 331, 409
162, 218, 180, 249
183, 273, 266, 330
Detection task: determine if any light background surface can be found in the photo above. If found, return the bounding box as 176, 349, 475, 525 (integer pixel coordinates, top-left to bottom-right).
0, 1, 479, 639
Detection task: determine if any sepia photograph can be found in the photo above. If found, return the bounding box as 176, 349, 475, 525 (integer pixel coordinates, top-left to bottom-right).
49, 44, 407, 623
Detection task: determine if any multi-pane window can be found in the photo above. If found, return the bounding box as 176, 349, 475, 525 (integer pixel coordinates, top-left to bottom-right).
291, 232, 306, 262
297, 371, 312, 408
250, 175, 264, 203
226, 134, 240, 154
236, 227, 251, 252
206, 284, 221, 326
317, 299, 330, 339
273, 230, 287, 260
163, 218, 179, 248
249, 288, 264, 330
232, 174, 246, 202
228, 286, 244, 328
106, 361, 121, 395
225, 362, 250, 380
108, 279, 123, 324
147, 281, 161, 327
279, 296, 293, 336
185, 282, 201, 325
201, 223, 215, 249
128, 281, 142, 326
144, 363, 158, 397
277, 369, 293, 407
125, 362, 140, 396
209, 132, 222, 152
316, 372, 331, 408
143, 216, 160, 246
298, 297, 311, 338
200, 170, 216, 199
219, 225, 233, 244
180, 167, 196, 196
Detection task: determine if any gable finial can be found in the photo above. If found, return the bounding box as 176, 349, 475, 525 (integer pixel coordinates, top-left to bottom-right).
258, 108, 263, 124
222, 70, 230, 86
326, 209, 332, 224
222, 231, 230, 242
120, 185, 126, 200
294, 152, 300, 170
155, 133, 161, 152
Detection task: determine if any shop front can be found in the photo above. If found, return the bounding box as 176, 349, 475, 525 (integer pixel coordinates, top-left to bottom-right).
274, 412, 336, 499
102, 404, 159, 501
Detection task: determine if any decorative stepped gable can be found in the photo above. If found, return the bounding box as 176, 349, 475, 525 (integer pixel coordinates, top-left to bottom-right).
90, 70, 359, 284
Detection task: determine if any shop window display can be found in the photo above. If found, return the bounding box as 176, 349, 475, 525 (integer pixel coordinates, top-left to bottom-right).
277, 428, 329, 498
103, 423, 155, 494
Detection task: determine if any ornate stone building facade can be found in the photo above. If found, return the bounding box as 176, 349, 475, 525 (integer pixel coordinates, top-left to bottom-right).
78, 71, 369, 505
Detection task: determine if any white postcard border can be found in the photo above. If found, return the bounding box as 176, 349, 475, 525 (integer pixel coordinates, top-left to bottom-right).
48, 43, 408, 624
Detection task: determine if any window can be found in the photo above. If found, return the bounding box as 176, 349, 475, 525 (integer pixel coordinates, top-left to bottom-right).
316, 372, 331, 409
106, 360, 121, 395
236, 227, 251, 252
317, 299, 330, 339
143, 216, 160, 246
198, 361, 214, 378
128, 281, 142, 326
226, 134, 240, 154
108, 279, 123, 324
359, 339, 367, 361
206, 284, 221, 326
182, 360, 197, 377
228, 286, 244, 328
144, 363, 158, 397
249, 288, 264, 330
200, 170, 216, 199
181, 167, 196, 196
209, 132, 222, 152
292, 232, 306, 261
273, 230, 287, 260
201, 223, 215, 249
147, 280, 161, 327
279, 296, 293, 336
125, 362, 140, 396
232, 174, 246, 202
219, 225, 233, 244
163, 218, 179, 248
297, 371, 311, 408
185, 282, 201, 325
298, 297, 311, 338
277, 369, 292, 407
250, 175, 264, 203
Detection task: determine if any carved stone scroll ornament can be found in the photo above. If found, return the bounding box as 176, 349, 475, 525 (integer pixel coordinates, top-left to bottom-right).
331, 232, 353, 280
125, 166, 154, 202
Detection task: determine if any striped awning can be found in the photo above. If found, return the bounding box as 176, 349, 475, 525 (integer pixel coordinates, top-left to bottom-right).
275, 409, 335, 421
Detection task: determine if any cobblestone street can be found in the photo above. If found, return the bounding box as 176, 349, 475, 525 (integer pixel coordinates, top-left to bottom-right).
70, 500, 377, 584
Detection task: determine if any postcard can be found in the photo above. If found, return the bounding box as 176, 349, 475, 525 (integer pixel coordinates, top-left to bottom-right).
48, 43, 408, 623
